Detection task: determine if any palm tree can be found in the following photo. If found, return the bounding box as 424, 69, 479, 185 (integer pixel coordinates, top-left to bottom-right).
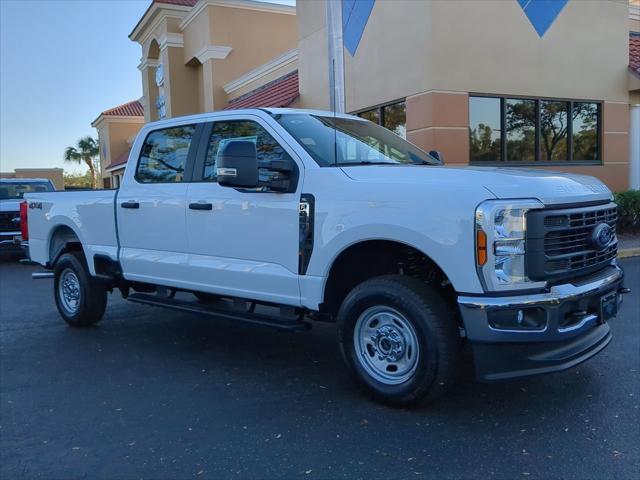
64, 137, 100, 189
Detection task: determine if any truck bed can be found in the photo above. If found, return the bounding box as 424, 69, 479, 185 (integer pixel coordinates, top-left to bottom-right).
25, 190, 118, 274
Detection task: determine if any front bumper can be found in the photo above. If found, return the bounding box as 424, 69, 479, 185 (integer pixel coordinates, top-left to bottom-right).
458, 265, 625, 381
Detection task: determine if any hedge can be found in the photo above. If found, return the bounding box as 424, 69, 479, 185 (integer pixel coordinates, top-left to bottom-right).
614, 190, 640, 233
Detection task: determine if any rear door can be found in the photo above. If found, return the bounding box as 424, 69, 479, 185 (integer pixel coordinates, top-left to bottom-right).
117, 122, 202, 286
184, 115, 304, 306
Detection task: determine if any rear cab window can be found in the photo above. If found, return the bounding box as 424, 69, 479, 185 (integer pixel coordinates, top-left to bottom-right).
135, 125, 196, 183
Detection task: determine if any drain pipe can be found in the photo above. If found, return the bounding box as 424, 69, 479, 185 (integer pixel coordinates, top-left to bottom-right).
630, 104, 640, 190
325, 0, 345, 114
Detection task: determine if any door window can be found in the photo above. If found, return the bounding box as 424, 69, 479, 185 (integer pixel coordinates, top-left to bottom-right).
202, 120, 292, 182
136, 125, 196, 183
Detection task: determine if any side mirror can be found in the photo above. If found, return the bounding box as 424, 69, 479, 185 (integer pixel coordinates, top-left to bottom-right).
217, 140, 259, 189
429, 150, 444, 165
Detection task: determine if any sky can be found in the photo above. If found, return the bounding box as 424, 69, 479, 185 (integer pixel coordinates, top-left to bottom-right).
0, 0, 294, 175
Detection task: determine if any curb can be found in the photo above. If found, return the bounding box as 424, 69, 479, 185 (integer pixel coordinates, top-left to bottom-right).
619, 247, 640, 259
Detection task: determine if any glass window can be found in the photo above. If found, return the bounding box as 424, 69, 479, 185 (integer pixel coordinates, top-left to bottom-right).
355, 101, 406, 139
540, 101, 569, 161
382, 101, 406, 138
505, 98, 536, 162
572, 102, 599, 161
275, 113, 437, 167
358, 108, 380, 124
0, 181, 53, 199
203, 120, 292, 182
470, 96, 600, 164
469, 97, 502, 162
136, 126, 195, 183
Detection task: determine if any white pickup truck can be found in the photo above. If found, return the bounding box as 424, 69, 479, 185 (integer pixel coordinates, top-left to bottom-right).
23, 108, 628, 406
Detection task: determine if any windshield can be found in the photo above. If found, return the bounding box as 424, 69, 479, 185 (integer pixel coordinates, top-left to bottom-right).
0, 182, 53, 199
275, 114, 437, 167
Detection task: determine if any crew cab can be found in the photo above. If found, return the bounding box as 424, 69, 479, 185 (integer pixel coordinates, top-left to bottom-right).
22, 108, 628, 406
1, 178, 54, 250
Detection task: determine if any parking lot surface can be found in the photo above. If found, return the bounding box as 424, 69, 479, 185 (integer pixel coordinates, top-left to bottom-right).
1, 256, 638, 479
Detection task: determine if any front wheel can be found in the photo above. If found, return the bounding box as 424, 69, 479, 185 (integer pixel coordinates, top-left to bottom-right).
337, 275, 461, 407
54, 251, 107, 327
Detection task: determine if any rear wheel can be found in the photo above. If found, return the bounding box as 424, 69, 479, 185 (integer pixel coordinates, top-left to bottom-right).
337, 275, 461, 407
54, 251, 107, 327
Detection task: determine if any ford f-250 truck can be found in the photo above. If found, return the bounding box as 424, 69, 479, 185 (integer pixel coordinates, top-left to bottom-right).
1, 178, 54, 250
22, 108, 628, 406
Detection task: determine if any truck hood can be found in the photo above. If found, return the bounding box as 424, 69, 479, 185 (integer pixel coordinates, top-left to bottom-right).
0, 199, 22, 212
341, 165, 612, 206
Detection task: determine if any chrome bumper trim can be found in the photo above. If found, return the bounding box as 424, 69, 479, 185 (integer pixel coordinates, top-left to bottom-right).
458, 266, 624, 310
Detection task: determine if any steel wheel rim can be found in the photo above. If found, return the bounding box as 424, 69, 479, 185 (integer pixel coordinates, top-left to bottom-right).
353, 306, 420, 385
58, 268, 80, 314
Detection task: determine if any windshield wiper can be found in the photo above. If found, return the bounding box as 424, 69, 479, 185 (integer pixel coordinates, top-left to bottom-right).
337, 161, 399, 166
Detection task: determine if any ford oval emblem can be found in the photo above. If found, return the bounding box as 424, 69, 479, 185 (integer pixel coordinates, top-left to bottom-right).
591, 223, 614, 251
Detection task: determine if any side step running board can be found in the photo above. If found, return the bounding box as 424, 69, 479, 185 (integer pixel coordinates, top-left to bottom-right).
127, 293, 311, 331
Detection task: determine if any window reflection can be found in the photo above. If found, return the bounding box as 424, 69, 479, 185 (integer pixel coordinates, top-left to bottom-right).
505, 99, 536, 162
358, 108, 380, 124
203, 120, 291, 182
540, 101, 568, 161
470, 96, 600, 164
383, 101, 406, 138
136, 126, 195, 183
572, 103, 599, 161
355, 101, 406, 139
469, 97, 501, 162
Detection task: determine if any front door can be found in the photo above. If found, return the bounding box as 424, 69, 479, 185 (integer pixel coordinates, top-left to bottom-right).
185, 116, 303, 306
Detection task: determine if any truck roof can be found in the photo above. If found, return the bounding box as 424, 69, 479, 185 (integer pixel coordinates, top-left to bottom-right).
143, 108, 361, 129
0, 178, 52, 183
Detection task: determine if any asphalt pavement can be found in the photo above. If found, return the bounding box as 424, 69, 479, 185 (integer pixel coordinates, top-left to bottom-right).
1, 256, 638, 479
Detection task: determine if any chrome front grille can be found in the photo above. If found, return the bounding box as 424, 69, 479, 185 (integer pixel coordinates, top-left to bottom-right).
526, 203, 618, 282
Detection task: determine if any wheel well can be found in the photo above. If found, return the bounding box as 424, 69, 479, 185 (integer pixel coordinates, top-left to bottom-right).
49, 225, 82, 266
322, 240, 455, 315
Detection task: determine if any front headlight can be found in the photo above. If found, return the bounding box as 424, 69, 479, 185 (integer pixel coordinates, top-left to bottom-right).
475, 199, 546, 292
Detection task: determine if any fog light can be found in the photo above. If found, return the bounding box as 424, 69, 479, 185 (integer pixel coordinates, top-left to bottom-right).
488, 308, 546, 331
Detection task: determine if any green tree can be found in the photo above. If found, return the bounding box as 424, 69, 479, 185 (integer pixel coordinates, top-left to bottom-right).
63, 170, 94, 188
64, 136, 100, 189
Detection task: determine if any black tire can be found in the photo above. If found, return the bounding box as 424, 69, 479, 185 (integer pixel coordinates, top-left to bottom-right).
193, 292, 221, 303
337, 275, 461, 407
54, 251, 107, 327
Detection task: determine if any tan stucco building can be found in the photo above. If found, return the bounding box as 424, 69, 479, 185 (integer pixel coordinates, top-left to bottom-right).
94, 0, 640, 191
91, 100, 145, 188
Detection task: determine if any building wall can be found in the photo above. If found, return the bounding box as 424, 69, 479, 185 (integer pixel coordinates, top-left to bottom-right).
209, 5, 297, 110
94, 117, 144, 187
225, 52, 298, 101
297, 0, 631, 191
137, 2, 297, 119
108, 122, 142, 162
296, 0, 330, 110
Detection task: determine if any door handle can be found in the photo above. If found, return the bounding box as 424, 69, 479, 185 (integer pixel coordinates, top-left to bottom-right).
189, 202, 213, 211
121, 201, 139, 209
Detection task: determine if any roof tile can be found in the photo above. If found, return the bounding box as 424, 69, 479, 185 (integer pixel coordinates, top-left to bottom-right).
101, 100, 144, 118
153, 0, 198, 7
225, 71, 299, 110
630, 32, 640, 75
